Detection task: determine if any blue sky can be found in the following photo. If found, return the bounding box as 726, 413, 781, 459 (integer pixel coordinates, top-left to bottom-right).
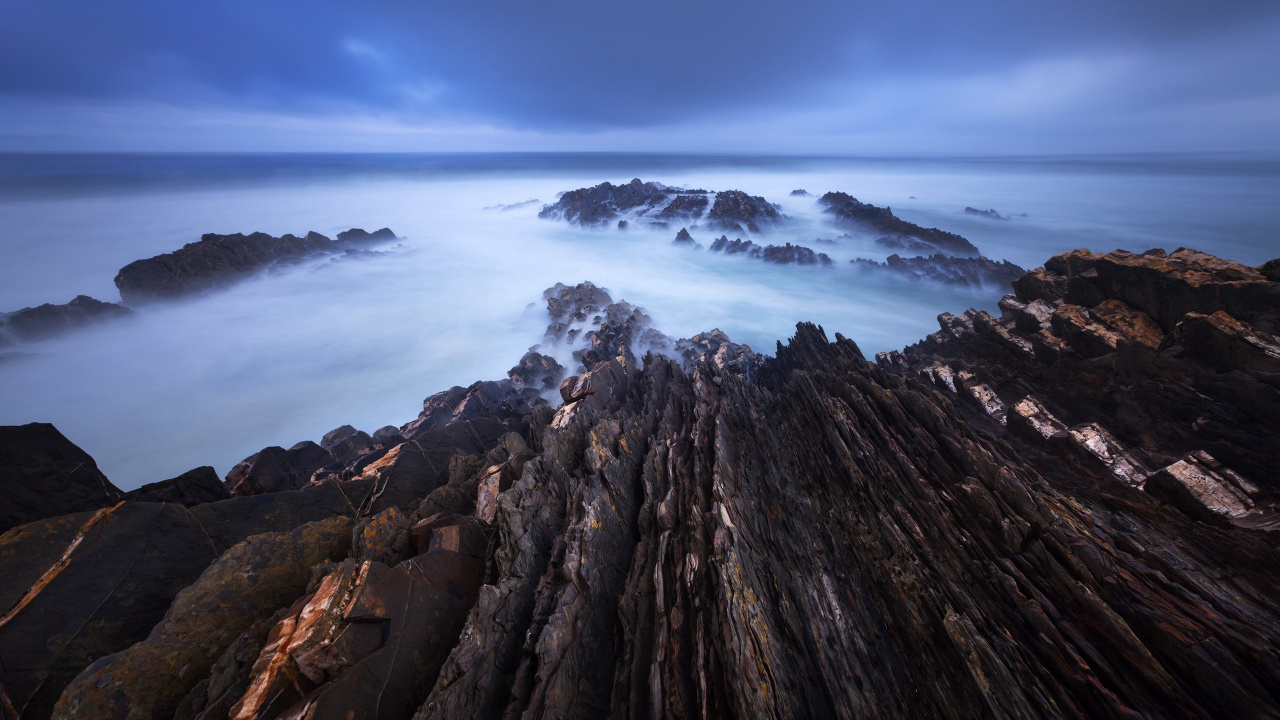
1, 0, 1278, 153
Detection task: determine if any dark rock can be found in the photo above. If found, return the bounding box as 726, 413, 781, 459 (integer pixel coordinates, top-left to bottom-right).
707, 189, 782, 231
0, 502, 220, 720
965, 206, 1008, 220
51, 516, 352, 720
538, 178, 671, 226
114, 227, 397, 304
0, 295, 130, 346
659, 194, 709, 219
123, 466, 232, 506
761, 242, 833, 266
852, 253, 1027, 288
224, 440, 336, 496
709, 234, 762, 257
507, 351, 566, 392
672, 227, 699, 247
0, 422, 124, 534
821, 191, 981, 256
617, 219, 628, 229
789, 189, 811, 196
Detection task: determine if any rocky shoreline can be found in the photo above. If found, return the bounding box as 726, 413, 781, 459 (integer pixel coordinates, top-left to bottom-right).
2, 245, 1279, 719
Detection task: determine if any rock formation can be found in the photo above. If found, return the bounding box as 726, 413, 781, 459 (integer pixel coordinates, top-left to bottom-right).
0, 295, 130, 348
708, 235, 833, 266
672, 227, 701, 248
821, 191, 981, 256
538, 179, 708, 227
123, 466, 232, 506
114, 227, 398, 304
851, 253, 1026, 288
965, 206, 1008, 220
706, 189, 782, 232
3, 247, 1280, 720
789, 189, 811, 196
0, 422, 124, 534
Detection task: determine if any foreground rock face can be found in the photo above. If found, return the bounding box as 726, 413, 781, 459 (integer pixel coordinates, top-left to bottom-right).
0, 422, 124, 534
124, 466, 232, 506
0, 295, 130, 348
114, 227, 398, 304
4, 247, 1280, 720
821, 191, 981, 256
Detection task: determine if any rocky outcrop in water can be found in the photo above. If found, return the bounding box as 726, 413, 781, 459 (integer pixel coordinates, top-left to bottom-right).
965, 206, 1008, 220
0, 295, 131, 348
821, 191, 981, 256
114, 227, 398, 304
851, 253, 1026, 288
538, 179, 708, 227
4, 247, 1280, 720
708, 235, 832, 266
672, 227, 701, 248
707, 189, 782, 233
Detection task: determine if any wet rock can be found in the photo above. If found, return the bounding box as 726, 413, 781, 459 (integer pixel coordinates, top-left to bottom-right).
0, 422, 124, 534
852, 253, 1025, 288
762, 242, 833, 266
821, 191, 981, 255
965, 206, 1007, 220
671, 227, 699, 247
538, 179, 705, 226
0, 295, 130, 346
114, 228, 398, 304
707, 189, 782, 232
123, 466, 232, 506
658, 195, 708, 219
507, 351, 566, 392
51, 516, 352, 720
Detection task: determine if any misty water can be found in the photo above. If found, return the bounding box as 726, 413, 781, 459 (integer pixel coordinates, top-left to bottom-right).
1, 153, 1277, 489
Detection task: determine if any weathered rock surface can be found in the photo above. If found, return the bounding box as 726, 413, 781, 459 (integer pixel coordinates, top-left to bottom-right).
123, 466, 232, 506
708, 235, 833, 266
51, 516, 353, 720
225, 441, 336, 496
538, 179, 707, 227
851, 253, 1027, 288
114, 227, 398, 304
0, 422, 124, 534
821, 191, 981, 256
4, 248, 1280, 720
0, 295, 130, 347
706, 189, 782, 232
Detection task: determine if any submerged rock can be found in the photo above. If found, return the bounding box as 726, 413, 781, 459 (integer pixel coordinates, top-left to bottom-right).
821, 191, 981, 256
114, 227, 398, 304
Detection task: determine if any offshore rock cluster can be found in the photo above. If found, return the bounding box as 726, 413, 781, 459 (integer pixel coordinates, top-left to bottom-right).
1, 246, 1279, 720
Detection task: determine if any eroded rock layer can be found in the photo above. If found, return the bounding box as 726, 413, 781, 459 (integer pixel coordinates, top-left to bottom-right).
1, 247, 1278, 720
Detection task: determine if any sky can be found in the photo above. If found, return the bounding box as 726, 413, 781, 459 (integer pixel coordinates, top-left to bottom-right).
1, 0, 1278, 154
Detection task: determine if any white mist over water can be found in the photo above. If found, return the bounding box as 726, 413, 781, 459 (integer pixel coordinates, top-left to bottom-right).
1, 154, 1277, 488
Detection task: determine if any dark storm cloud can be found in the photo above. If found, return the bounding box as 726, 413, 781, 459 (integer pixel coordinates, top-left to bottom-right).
0, 0, 1277, 149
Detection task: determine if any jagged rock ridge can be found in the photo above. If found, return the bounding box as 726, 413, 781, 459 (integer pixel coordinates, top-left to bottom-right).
114, 227, 399, 304
852, 253, 1026, 288
821, 191, 981, 256
1, 247, 1279, 720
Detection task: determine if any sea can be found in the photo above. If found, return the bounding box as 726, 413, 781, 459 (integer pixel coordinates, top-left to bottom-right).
1, 152, 1277, 489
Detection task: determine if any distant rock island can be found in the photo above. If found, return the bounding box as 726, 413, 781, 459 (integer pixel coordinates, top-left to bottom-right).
820, 191, 981, 256
3, 245, 1280, 719
115, 227, 398, 304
